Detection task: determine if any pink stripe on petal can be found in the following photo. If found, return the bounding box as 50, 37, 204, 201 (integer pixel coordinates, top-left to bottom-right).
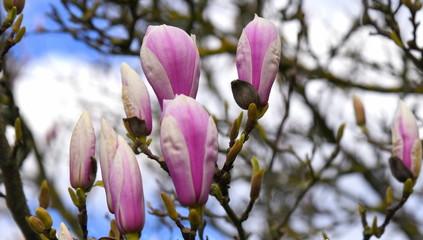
198, 116, 218, 205
258, 38, 281, 105
110, 136, 145, 234
161, 115, 196, 206
99, 119, 118, 213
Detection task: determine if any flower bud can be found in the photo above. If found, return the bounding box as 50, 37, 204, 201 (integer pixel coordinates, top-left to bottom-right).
58, 222, 73, 240
353, 95, 366, 126
391, 101, 422, 179
3, 0, 25, 14
99, 119, 118, 213
140, 25, 201, 108
109, 136, 145, 235
231, 79, 261, 110
69, 110, 96, 190
236, 14, 281, 107
160, 95, 218, 207
121, 62, 152, 136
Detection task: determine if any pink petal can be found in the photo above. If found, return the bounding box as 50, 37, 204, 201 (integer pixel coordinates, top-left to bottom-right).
140, 25, 201, 108
99, 119, 118, 213
109, 136, 145, 234
69, 110, 96, 189
121, 62, 152, 134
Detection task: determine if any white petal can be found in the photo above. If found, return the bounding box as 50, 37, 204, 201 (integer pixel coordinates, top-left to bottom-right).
161, 115, 195, 205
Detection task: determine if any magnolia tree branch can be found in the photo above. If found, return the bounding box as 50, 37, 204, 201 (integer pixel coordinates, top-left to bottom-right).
0, 124, 41, 240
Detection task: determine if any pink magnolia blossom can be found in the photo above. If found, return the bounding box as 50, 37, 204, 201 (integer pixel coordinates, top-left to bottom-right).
236, 15, 281, 106
69, 110, 96, 190
109, 136, 145, 235
140, 25, 201, 108
99, 119, 118, 213
160, 95, 218, 207
392, 101, 422, 178
121, 62, 152, 135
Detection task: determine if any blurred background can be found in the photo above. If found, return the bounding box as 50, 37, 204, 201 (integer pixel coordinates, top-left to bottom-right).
0, 0, 423, 239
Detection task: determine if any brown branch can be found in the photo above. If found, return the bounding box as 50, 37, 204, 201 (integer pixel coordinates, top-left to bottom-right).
0, 124, 41, 240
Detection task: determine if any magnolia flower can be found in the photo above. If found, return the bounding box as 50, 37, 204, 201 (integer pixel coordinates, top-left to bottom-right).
391, 101, 422, 180
99, 119, 118, 213
69, 110, 96, 190
109, 136, 145, 235
236, 14, 281, 106
140, 25, 201, 108
160, 95, 218, 206
121, 62, 152, 136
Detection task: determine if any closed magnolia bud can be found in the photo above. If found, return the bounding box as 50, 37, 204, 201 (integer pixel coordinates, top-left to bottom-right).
69, 110, 96, 190
236, 14, 281, 107
353, 95, 366, 126
141, 25, 201, 108
391, 101, 422, 180
109, 136, 145, 235
3, 0, 25, 14
121, 62, 152, 136
160, 95, 218, 207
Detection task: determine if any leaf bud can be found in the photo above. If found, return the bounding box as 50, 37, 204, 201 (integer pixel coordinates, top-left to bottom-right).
336, 123, 345, 143
250, 169, 264, 201
403, 178, 414, 198
14, 117, 22, 144
68, 187, 79, 208
28, 216, 45, 234
38, 180, 50, 208
353, 95, 366, 126
385, 186, 393, 206
188, 207, 202, 232
247, 103, 258, 121
161, 193, 178, 221
35, 207, 53, 229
